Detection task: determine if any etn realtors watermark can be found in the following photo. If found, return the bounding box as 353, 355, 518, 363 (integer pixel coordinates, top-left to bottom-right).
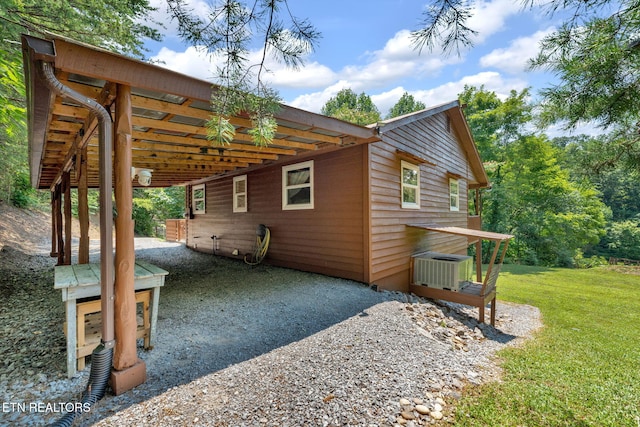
2, 401, 90, 414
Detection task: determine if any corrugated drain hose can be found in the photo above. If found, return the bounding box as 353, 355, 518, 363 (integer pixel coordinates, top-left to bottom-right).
52, 344, 113, 426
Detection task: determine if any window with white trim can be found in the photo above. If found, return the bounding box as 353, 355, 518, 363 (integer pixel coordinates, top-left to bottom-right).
192, 184, 205, 215
282, 160, 314, 210
401, 160, 420, 209
449, 178, 460, 211
233, 175, 247, 213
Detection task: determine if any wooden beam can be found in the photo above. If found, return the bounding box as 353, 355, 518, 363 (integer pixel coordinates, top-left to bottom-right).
49, 82, 117, 190
131, 130, 297, 156
51, 38, 376, 141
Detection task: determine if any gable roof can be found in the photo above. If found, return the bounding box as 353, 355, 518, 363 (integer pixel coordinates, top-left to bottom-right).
373, 101, 489, 188
21, 34, 380, 190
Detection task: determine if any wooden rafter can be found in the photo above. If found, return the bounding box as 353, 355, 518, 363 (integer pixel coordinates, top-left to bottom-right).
22, 34, 380, 190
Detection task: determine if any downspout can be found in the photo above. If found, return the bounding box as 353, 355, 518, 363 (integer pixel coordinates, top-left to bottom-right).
41, 61, 115, 424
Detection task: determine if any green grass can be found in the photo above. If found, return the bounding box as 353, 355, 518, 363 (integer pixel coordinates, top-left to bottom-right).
451, 265, 640, 427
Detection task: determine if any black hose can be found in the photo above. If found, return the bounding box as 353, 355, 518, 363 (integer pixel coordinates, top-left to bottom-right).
52, 344, 113, 427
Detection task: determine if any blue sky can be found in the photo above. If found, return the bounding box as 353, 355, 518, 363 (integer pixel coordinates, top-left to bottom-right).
144, 0, 592, 135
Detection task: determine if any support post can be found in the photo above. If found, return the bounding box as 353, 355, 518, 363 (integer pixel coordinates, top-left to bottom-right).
50, 190, 58, 257
77, 145, 90, 264
111, 84, 146, 393
63, 171, 72, 265
55, 184, 64, 265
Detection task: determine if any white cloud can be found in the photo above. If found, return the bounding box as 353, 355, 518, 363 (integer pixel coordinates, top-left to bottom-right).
287, 81, 352, 113
467, 0, 524, 44
480, 28, 554, 74
262, 61, 337, 89
347, 30, 463, 88
151, 45, 217, 81
147, 0, 210, 38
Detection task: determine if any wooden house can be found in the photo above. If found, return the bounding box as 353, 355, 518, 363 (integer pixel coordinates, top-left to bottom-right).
21, 33, 502, 390
185, 101, 490, 291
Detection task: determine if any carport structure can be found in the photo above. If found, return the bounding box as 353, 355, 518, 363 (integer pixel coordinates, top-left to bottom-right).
21, 33, 378, 393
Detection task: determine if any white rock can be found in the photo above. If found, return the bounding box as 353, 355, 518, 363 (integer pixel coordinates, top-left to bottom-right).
415, 404, 430, 415
430, 410, 444, 420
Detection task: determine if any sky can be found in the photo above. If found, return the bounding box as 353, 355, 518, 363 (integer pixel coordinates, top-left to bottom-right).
143, 0, 595, 136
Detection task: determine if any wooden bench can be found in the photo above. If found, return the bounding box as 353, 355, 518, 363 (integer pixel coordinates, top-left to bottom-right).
69, 290, 151, 371
54, 261, 168, 377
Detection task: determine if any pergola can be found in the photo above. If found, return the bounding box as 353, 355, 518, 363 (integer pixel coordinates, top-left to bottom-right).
21, 33, 378, 392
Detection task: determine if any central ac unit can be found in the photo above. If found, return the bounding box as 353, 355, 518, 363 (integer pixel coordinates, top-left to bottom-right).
412, 251, 473, 292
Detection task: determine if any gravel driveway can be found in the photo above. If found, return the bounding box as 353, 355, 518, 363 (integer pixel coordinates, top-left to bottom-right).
0, 238, 541, 426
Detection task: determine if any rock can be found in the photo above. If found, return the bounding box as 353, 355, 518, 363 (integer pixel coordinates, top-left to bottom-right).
415, 405, 430, 415
430, 411, 444, 420
401, 411, 416, 420
399, 398, 411, 406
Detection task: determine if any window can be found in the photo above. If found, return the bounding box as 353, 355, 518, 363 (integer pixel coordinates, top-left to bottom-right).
282, 160, 314, 210
192, 184, 205, 215
233, 175, 247, 213
449, 178, 460, 211
401, 160, 420, 209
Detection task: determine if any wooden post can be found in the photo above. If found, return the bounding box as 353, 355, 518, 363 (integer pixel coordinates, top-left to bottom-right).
474, 188, 482, 282
63, 171, 72, 265
55, 184, 64, 266
50, 190, 58, 257
111, 83, 146, 392
77, 146, 90, 264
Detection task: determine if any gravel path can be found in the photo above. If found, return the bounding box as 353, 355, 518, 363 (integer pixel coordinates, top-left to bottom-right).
0, 238, 542, 426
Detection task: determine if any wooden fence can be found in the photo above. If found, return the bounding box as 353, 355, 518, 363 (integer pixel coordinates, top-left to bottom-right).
165, 219, 186, 242
609, 257, 640, 266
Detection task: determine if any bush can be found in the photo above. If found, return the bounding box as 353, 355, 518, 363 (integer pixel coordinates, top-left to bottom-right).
10, 172, 36, 208
573, 249, 608, 269
132, 198, 155, 236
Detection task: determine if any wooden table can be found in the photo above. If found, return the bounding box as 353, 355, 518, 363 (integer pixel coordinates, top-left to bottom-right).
54, 261, 168, 377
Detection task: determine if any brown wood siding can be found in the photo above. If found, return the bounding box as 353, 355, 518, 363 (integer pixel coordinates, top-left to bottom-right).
186, 145, 367, 282
369, 113, 471, 290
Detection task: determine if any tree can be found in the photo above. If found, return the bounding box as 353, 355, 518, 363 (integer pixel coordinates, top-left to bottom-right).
503, 136, 607, 265
166, 0, 320, 146
321, 88, 381, 125
460, 86, 608, 266
458, 85, 532, 163
412, 0, 640, 168
386, 92, 426, 119
0, 0, 162, 205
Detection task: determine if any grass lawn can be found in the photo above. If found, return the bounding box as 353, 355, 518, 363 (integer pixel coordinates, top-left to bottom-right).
450, 265, 640, 427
